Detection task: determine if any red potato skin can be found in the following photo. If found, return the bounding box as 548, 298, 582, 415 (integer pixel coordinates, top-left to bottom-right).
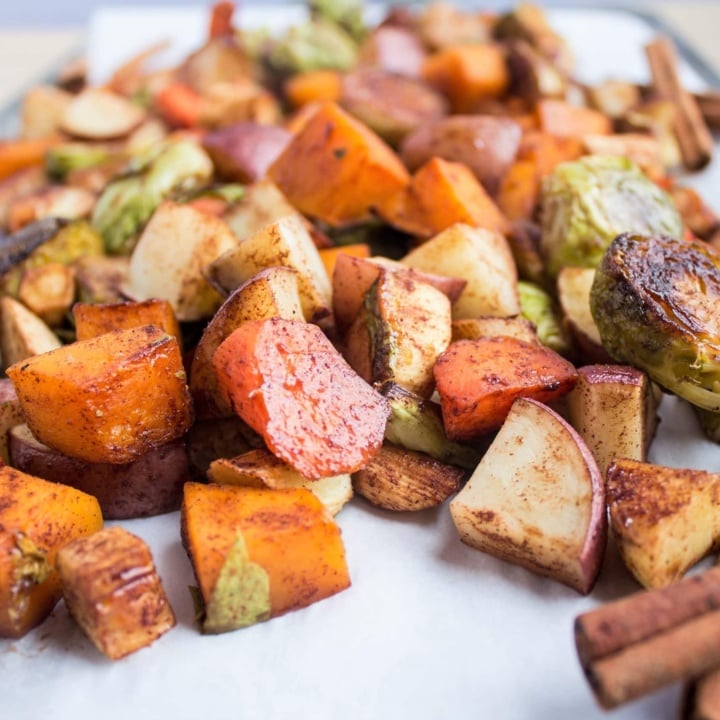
212, 318, 390, 479
9, 430, 189, 520
434, 336, 578, 440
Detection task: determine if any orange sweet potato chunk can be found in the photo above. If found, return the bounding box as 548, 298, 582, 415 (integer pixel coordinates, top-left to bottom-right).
212, 317, 389, 479
0, 465, 103, 638
422, 44, 509, 113
434, 336, 577, 440
536, 99, 612, 139
267, 101, 410, 226
181, 482, 350, 619
6, 324, 193, 464
381, 157, 508, 238
73, 299, 181, 346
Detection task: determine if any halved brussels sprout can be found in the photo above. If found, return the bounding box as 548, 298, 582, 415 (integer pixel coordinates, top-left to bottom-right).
590, 232, 720, 411
540, 155, 683, 277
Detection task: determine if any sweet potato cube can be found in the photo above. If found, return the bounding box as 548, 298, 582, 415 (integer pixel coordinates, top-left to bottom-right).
181, 482, 351, 629
381, 157, 507, 238
0, 466, 103, 638
422, 44, 509, 113
212, 318, 389, 479
73, 298, 181, 345
434, 336, 577, 439
536, 99, 612, 138
267, 101, 410, 226
56, 526, 175, 659
6, 324, 193, 464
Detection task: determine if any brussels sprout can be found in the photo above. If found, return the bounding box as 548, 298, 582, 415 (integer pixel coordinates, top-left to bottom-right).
517, 280, 570, 355
590, 232, 720, 412
310, 0, 366, 42
1, 219, 103, 297
540, 155, 683, 277
379, 381, 484, 469
92, 140, 213, 254
268, 19, 358, 74
46, 143, 114, 180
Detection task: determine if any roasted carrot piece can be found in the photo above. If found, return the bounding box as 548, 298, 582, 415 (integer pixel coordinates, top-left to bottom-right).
73, 299, 181, 346
268, 101, 409, 226
536, 99, 612, 139
0, 137, 59, 182
284, 70, 343, 109
497, 160, 541, 221
212, 318, 389, 479
0, 465, 103, 638
434, 336, 577, 440
154, 82, 202, 128
422, 44, 509, 113
185, 195, 229, 217
181, 482, 351, 628
517, 130, 584, 175
381, 157, 507, 237
209, 1, 234, 38
318, 242, 371, 279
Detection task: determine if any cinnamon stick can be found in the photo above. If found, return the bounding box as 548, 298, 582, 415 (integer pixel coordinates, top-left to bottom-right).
694, 91, 720, 131
683, 667, 720, 720
646, 36, 714, 171
575, 565, 720, 710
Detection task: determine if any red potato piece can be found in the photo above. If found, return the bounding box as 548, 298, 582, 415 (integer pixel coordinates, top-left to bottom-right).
8, 424, 188, 520
212, 318, 389, 479
434, 336, 577, 440
59, 88, 145, 140
202, 122, 291, 182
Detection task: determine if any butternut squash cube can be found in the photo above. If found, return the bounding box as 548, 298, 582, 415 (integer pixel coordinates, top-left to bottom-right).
0, 465, 103, 638
181, 482, 351, 632
73, 298, 181, 346
6, 324, 193, 464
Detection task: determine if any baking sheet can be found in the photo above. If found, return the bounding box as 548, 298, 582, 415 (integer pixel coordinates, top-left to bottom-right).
2, 5, 720, 720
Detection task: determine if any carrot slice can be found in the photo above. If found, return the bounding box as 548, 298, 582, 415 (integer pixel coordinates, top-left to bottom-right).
434, 336, 577, 440
209, 1, 234, 39
154, 82, 202, 128
0, 137, 59, 182
212, 318, 389, 479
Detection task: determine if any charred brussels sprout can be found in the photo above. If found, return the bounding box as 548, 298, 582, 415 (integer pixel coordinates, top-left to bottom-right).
590, 232, 720, 411
540, 155, 683, 277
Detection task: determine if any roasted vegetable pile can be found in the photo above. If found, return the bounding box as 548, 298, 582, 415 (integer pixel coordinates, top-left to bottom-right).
2, 2, 720, 712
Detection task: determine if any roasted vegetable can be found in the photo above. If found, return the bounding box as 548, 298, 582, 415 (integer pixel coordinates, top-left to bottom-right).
45, 142, 116, 181
6, 324, 193, 464
517, 279, 570, 354
540, 155, 683, 277
268, 19, 358, 75
380, 381, 485, 469
310, 0, 366, 43
212, 318, 389, 479
590, 232, 720, 412
0, 466, 103, 638
92, 140, 214, 254
56, 526, 176, 658
181, 483, 351, 631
